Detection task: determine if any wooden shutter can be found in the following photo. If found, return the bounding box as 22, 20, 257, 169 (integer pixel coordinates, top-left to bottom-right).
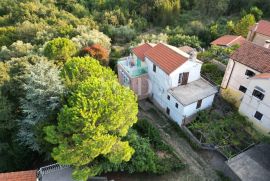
181, 72, 189, 85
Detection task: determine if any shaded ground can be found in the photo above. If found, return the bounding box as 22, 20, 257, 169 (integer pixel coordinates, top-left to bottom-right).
107, 100, 221, 181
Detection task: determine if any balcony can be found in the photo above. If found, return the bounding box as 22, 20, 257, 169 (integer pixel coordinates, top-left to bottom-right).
118, 57, 148, 78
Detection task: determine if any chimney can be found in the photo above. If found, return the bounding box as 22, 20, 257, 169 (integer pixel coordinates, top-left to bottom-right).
264, 40, 270, 49
189, 50, 197, 62
249, 23, 259, 41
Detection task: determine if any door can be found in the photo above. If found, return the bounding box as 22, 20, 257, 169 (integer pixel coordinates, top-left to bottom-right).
181, 72, 189, 85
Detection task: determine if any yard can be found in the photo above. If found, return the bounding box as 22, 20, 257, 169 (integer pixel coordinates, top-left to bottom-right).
187, 96, 264, 158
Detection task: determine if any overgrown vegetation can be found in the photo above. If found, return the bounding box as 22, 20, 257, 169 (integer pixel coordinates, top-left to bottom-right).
201, 63, 225, 85
187, 97, 265, 158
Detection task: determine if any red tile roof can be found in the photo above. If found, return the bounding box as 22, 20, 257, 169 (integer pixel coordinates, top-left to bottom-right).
144, 43, 189, 74
132, 43, 154, 61
250, 20, 270, 37
0, 170, 36, 181
253, 73, 270, 79
211, 35, 245, 46
231, 41, 270, 73
179, 46, 194, 54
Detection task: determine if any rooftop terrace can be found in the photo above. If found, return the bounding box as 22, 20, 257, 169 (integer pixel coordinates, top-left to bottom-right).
118, 57, 148, 78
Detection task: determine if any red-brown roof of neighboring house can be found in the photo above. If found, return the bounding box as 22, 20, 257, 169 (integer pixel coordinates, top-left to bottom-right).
253, 73, 270, 79
0, 170, 36, 181
144, 43, 189, 74
211, 35, 245, 46
132, 43, 154, 61
250, 20, 270, 37
179, 45, 194, 54
231, 41, 270, 73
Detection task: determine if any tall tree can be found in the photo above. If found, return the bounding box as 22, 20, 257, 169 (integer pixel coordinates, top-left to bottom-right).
17, 58, 64, 152
44, 57, 138, 180
44, 37, 77, 62
234, 14, 255, 37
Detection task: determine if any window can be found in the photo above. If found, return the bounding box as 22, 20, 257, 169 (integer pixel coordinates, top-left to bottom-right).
254, 111, 263, 120
167, 95, 170, 100
178, 73, 182, 85
239, 85, 247, 93
153, 64, 156, 72
175, 103, 178, 108
196, 99, 202, 109
252, 89, 264, 100
245, 70, 255, 77
166, 107, 170, 115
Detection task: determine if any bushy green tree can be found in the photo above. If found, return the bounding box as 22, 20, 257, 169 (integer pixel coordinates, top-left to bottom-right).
0, 41, 34, 61
168, 34, 201, 49
234, 14, 256, 37
44, 57, 138, 180
72, 26, 111, 51
44, 37, 77, 61
18, 58, 64, 152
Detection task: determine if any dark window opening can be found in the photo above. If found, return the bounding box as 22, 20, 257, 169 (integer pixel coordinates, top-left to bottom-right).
175, 103, 178, 108
252, 89, 264, 100
239, 85, 247, 93
245, 70, 255, 77
153, 64, 156, 72
254, 111, 263, 120
196, 99, 202, 109
178, 74, 182, 85
167, 95, 170, 100
166, 107, 170, 115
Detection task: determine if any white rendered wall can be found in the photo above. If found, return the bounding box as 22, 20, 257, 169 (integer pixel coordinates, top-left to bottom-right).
222, 60, 260, 100
239, 79, 270, 133
183, 94, 215, 117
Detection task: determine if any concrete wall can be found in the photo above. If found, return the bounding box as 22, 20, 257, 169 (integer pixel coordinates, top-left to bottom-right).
183, 94, 215, 117
221, 59, 260, 106
239, 78, 270, 134
251, 33, 270, 47
170, 60, 202, 88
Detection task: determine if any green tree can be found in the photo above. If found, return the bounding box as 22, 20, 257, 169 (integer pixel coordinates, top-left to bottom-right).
249, 6, 263, 21
168, 34, 201, 49
44, 37, 77, 62
234, 14, 256, 37
44, 57, 138, 180
18, 58, 64, 152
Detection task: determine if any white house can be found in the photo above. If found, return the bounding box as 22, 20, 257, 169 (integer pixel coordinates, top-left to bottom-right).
239, 73, 270, 133
221, 41, 270, 133
118, 43, 218, 125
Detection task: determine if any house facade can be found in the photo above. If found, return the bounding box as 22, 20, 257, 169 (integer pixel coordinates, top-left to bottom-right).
247, 20, 270, 47
239, 74, 270, 133
221, 41, 270, 133
118, 43, 218, 125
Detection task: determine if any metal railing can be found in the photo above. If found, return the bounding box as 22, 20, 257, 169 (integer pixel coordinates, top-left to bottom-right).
37, 163, 70, 180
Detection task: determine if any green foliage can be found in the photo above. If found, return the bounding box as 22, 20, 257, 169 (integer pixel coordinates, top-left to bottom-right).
18, 58, 64, 152
248, 6, 263, 21
44, 37, 77, 62
0, 41, 34, 61
201, 63, 224, 85
104, 25, 136, 43
234, 14, 256, 37
198, 45, 239, 64
188, 110, 262, 157
195, 0, 229, 17
45, 57, 138, 180
168, 34, 201, 49
72, 27, 111, 51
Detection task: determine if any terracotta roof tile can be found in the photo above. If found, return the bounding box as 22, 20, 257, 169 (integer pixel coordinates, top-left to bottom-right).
250, 20, 270, 37
0, 170, 36, 181
231, 41, 270, 73
253, 73, 270, 79
179, 46, 194, 54
211, 35, 245, 46
144, 43, 189, 74
132, 43, 154, 61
